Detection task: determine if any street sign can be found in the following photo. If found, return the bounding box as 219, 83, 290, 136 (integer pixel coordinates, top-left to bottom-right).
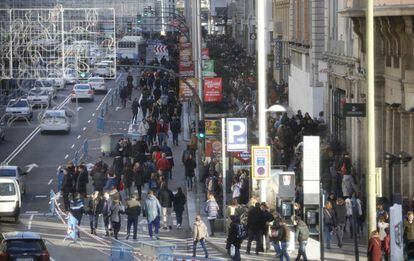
226, 118, 247, 152
343, 103, 366, 117
251, 146, 271, 180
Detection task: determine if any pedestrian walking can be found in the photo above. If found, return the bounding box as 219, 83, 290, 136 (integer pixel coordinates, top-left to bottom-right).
170, 116, 181, 146
404, 211, 414, 258
61, 168, 73, 211
226, 215, 243, 261
192, 215, 209, 258
277, 218, 291, 261
143, 190, 162, 239
109, 199, 124, 240
131, 98, 140, 121
125, 195, 141, 240
70, 193, 84, 238
120, 87, 128, 108
323, 201, 336, 249
75, 164, 89, 198
205, 194, 219, 237
157, 183, 174, 230
156, 153, 171, 182
334, 197, 346, 248
87, 191, 103, 235
133, 162, 144, 200
173, 187, 186, 229
294, 215, 309, 261
246, 202, 265, 255
90, 158, 108, 192
156, 119, 168, 145
383, 227, 390, 261
184, 154, 196, 191
102, 192, 112, 236
367, 230, 382, 261
123, 162, 134, 199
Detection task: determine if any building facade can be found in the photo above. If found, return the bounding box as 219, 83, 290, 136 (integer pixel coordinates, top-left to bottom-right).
272, 0, 290, 85
341, 0, 414, 204
288, 0, 325, 118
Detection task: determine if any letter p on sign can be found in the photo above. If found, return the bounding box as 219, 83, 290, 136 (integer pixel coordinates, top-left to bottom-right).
226, 118, 248, 152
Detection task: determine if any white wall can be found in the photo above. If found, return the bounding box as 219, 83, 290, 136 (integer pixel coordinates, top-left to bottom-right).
289, 64, 324, 117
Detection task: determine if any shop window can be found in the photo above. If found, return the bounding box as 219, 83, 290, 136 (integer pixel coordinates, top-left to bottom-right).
332, 88, 346, 150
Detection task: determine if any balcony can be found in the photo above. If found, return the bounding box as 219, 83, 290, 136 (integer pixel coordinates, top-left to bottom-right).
342, 0, 414, 17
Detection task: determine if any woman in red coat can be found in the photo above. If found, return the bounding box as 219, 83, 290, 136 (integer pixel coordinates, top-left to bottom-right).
368, 230, 382, 261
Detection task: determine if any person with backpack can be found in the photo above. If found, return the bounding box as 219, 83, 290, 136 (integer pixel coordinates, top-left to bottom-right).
226, 215, 245, 261
294, 215, 309, 261
125, 195, 141, 240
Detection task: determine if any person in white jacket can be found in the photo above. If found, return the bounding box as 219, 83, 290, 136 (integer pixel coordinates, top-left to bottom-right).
138, 118, 149, 141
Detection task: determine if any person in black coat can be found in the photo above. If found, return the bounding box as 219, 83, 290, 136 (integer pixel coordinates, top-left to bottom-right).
125, 195, 141, 240
61, 168, 73, 211
170, 116, 181, 146
131, 98, 140, 121
87, 191, 103, 234
184, 154, 196, 191
246, 202, 265, 255
133, 162, 144, 199
226, 215, 242, 261
158, 184, 174, 229
109, 199, 124, 239
173, 187, 186, 229
75, 164, 89, 198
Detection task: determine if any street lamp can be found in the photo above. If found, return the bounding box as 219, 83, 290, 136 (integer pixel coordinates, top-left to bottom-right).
385, 151, 412, 204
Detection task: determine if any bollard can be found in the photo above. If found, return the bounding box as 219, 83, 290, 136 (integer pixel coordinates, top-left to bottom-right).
111, 94, 114, 106
101, 107, 104, 117
73, 151, 79, 166
106, 101, 109, 114
97, 116, 105, 132
83, 139, 88, 159
49, 190, 55, 216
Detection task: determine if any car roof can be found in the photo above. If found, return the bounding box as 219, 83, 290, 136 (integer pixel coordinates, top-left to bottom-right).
9, 99, 28, 103
0, 177, 18, 183
44, 109, 65, 114
1, 232, 42, 240
0, 166, 18, 170
88, 77, 104, 80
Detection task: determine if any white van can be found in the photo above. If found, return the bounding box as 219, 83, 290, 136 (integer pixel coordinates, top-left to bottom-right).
0, 178, 21, 223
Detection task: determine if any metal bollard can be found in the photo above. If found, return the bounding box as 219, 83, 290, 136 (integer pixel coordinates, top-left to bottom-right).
111, 94, 114, 106
105, 101, 109, 114
100, 107, 104, 117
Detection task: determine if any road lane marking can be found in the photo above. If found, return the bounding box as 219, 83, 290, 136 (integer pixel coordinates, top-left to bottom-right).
71, 144, 75, 149
83, 127, 87, 131
48, 179, 53, 185
64, 154, 69, 159
27, 214, 34, 230
1, 94, 72, 165
92, 112, 95, 117
25, 211, 39, 214
77, 135, 81, 139
87, 120, 91, 123
35, 195, 47, 198
96, 88, 112, 111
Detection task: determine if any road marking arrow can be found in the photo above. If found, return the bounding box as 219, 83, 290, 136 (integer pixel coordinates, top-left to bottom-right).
25, 163, 39, 172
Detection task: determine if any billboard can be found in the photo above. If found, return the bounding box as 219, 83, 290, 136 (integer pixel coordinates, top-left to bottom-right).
205, 119, 221, 136
204, 78, 222, 102
203, 60, 216, 77
179, 77, 197, 100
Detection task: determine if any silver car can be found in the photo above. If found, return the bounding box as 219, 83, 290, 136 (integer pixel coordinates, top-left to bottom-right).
40, 109, 71, 134
5, 99, 33, 121
27, 88, 51, 108
33, 79, 57, 99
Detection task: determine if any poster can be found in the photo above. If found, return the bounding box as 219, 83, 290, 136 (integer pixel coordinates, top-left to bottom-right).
390, 204, 404, 261
67, 213, 79, 241
205, 119, 220, 136
203, 60, 216, 77
202, 48, 210, 60
205, 138, 222, 159
203, 78, 222, 102
179, 78, 197, 100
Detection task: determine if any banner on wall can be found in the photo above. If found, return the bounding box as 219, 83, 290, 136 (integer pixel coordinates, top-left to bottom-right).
205, 119, 221, 136
202, 60, 216, 77
179, 78, 197, 100
202, 48, 210, 60
204, 77, 222, 102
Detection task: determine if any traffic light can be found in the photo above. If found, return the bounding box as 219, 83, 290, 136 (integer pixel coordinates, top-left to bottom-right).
143, 8, 149, 17
197, 122, 206, 139
137, 14, 142, 24
127, 22, 132, 32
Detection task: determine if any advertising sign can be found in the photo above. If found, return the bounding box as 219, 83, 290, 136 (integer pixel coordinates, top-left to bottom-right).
390, 204, 404, 261
278, 171, 295, 198
67, 213, 79, 241
179, 62, 195, 77
205, 119, 220, 136
303, 136, 320, 205
204, 78, 222, 102
251, 146, 271, 180
179, 78, 197, 100
275, 39, 282, 69
203, 60, 216, 77
202, 48, 210, 60
226, 118, 248, 152
318, 61, 328, 83
205, 138, 222, 158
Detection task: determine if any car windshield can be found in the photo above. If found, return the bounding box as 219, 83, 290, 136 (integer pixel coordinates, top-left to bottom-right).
0, 169, 16, 177
34, 80, 53, 88
29, 89, 46, 95
8, 100, 28, 108
6, 239, 45, 253
89, 78, 104, 83
97, 64, 106, 69
0, 183, 16, 196
44, 112, 64, 118
75, 85, 89, 90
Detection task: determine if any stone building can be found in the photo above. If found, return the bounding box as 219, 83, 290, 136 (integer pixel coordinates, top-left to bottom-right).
341, 0, 414, 204
272, 0, 290, 85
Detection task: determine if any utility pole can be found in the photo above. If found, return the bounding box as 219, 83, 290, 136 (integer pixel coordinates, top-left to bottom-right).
257, 0, 268, 202
366, 0, 377, 234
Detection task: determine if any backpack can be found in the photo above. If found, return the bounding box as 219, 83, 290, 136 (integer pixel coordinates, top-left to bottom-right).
236, 224, 248, 241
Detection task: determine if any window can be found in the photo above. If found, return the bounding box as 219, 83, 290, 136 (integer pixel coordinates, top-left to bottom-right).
0, 183, 16, 196
6, 240, 46, 253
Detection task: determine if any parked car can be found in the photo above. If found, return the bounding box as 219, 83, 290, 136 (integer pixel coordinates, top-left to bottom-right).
48, 72, 66, 90
27, 88, 51, 108
71, 83, 94, 102
0, 166, 27, 195
0, 121, 5, 142
40, 109, 71, 134
5, 99, 33, 121
88, 76, 107, 93
0, 232, 50, 259
33, 79, 57, 99
0, 178, 21, 222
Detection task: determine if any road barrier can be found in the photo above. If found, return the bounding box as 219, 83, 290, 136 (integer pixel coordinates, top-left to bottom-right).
96, 85, 120, 133
110, 238, 134, 261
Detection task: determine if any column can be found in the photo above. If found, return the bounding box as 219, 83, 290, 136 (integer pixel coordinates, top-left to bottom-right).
393, 109, 401, 197
384, 105, 393, 198
401, 112, 410, 202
